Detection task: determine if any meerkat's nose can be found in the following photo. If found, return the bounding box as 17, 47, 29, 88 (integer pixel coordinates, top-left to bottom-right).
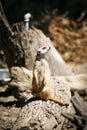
37, 51, 40, 55
49, 46, 51, 50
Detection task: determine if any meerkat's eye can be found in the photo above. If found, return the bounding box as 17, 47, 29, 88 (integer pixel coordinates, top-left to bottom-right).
42, 47, 46, 50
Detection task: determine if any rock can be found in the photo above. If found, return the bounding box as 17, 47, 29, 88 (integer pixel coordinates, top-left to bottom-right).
13, 76, 71, 130
9, 67, 32, 104
72, 62, 87, 74
8, 67, 87, 130
9, 67, 72, 104
56, 74, 87, 93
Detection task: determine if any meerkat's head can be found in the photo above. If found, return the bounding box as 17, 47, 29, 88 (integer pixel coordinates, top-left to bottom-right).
36, 46, 51, 59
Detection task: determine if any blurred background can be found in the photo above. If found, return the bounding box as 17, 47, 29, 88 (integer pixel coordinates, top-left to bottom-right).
1, 0, 87, 23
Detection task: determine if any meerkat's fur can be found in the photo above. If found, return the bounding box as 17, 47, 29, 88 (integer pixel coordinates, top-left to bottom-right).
32, 46, 65, 105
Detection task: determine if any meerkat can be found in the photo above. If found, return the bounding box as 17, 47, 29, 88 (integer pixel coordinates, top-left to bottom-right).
32, 46, 65, 106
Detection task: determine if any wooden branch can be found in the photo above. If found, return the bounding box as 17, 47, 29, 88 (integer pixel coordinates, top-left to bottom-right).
0, 1, 9, 27
0, 2, 23, 68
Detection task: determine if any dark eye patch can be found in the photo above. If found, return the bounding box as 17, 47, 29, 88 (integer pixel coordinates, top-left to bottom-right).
42, 47, 46, 49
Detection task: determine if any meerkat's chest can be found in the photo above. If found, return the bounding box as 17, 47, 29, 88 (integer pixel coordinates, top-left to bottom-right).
35, 59, 49, 69
33, 58, 51, 86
